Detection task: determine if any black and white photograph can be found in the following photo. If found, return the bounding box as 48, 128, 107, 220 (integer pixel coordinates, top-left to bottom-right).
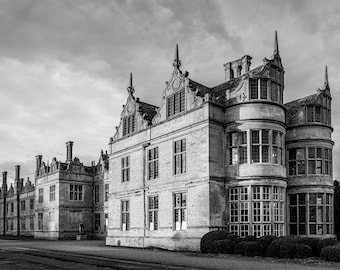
0, 0, 339, 269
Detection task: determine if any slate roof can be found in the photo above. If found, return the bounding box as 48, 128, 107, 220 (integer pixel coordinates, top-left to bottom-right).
137, 100, 158, 124
285, 93, 318, 123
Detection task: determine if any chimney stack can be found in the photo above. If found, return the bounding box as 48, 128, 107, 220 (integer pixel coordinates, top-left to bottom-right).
2, 171, 7, 186
15, 165, 20, 181
66, 141, 74, 163
35, 155, 42, 173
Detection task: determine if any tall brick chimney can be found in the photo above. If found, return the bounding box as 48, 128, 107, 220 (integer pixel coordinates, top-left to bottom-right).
15, 165, 20, 181
66, 141, 74, 163
35, 155, 42, 175
2, 171, 7, 186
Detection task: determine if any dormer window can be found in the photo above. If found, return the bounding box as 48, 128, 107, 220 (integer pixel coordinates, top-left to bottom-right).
167, 90, 185, 118
123, 114, 136, 136
306, 102, 330, 125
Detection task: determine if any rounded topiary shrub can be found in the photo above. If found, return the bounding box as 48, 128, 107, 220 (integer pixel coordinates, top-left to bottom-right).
226, 234, 239, 242
317, 238, 338, 256
234, 241, 248, 255
320, 245, 340, 262
295, 243, 313, 259
243, 235, 257, 242
213, 239, 234, 254
297, 237, 320, 256
266, 237, 297, 258
279, 242, 297, 259
243, 241, 262, 257
200, 230, 230, 253
258, 235, 278, 256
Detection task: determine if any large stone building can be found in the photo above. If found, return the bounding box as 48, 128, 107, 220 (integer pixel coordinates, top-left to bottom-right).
0, 33, 335, 251
0, 142, 110, 239
106, 33, 334, 251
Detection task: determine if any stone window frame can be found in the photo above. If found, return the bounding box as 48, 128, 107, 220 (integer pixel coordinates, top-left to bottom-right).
121, 156, 130, 182
305, 97, 331, 125
228, 131, 247, 165
289, 192, 333, 236
248, 77, 282, 103
173, 139, 186, 175
167, 89, 185, 118
288, 147, 332, 176
229, 185, 285, 238
121, 200, 130, 231
29, 216, 34, 230
122, 114, 136, 136
49, 185, 55, 201
69, 184, 83, 201
173, 192, 187, 231
38, 212, 43, 230
20, 200, 26, 211
38, 188, 44, 203
148, 147, 159, 180
20, 217, 26, 231
148, 195, 159, 231
30, 198, 34, 210
94, 184, 100, 203
104, 184, 109, 202
94, 212, 101, 231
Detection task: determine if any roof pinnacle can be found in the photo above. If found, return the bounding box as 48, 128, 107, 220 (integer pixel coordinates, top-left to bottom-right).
274, 30, 279, 55
324, 65, 329, 89
173, 44, 181, 70
127, 72, 135, 95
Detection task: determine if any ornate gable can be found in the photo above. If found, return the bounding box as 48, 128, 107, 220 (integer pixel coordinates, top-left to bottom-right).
112, 73, 154, 142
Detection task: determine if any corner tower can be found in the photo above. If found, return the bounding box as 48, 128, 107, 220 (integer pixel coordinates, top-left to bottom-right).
285, 66, 333, 237
224, 31, 287, 237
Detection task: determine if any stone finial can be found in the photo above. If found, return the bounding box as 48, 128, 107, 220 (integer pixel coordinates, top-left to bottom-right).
324, 65, 329, 89
173, 44, 181, 70
274, 30, 279, 55
127, 72, 135, 95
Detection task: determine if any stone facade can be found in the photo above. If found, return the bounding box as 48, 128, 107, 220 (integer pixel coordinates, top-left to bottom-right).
0, 142, 109, 240
106, 33, 334, 251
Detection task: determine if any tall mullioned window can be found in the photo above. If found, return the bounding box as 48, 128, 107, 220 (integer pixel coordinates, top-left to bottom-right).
148, 147, 159, 180
94, 185, 99, 203
70, 184, 83, 201
228, 131, 247, 165
104, 184, 109, 202
50, 185, 55, 201
38, 188, 44, 203
306, 97, 331, 125
167, 90, 185, 117
174, 193, 186, 230
123, 114, 135, 136
38, 213, 43, 230
249, 129, 283, 164
288, 147, 332, 176
121, 156, 130, 182
174, 139, 186, 175
148, 196, 159, 231
289, 193, 333, 236
121, 200, 130, 231
229, 186, 285, 237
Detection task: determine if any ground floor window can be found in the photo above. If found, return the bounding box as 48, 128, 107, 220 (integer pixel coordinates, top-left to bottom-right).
289, 192, 333, 236
38, 213, 43, 230
95, 213, 101, 231
21, 217, 26, 231
174, 192, 187, 230
121, 200, 130, 231
228, 185, 285, 237
30, 216, 34, 230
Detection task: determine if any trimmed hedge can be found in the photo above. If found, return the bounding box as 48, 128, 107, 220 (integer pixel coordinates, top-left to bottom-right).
213, 239, 234, 254
234, 241, 248, 255
257, 235, 278, 256
279, 243, 312, 259
317, 238, 338, 256
297, 237, 320, 256
266, 237, 297, 258
200, 230, 230, 253
320, 245, 340, 262
243, 241, 263, 257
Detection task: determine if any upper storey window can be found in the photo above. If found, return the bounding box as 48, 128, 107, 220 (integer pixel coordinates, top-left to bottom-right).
306, 99, 331, 125
123, 114, 136, 136
167, 90, 185, 118
249, 79, 282, 104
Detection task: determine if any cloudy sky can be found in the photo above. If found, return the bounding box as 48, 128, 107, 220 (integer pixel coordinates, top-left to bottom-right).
1, 0, 340, 184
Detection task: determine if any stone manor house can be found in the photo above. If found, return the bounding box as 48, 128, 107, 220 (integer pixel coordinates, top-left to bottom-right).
0, 32, 335, 251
